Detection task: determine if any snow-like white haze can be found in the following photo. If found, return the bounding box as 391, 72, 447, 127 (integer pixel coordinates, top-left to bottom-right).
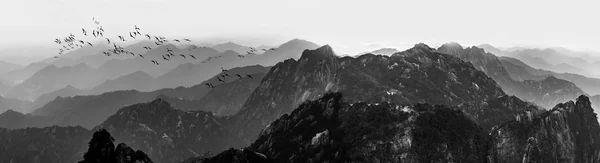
0, 0, 599, 64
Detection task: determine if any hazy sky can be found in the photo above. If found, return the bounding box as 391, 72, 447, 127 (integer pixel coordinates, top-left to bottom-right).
1, 0, 599, 56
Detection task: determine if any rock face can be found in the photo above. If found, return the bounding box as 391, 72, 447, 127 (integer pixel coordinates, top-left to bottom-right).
78, 129, 153, 163
437, 43, 585, 109
250, 92, 488, 162
489, 95, 600, 162
206, 93, 600, 163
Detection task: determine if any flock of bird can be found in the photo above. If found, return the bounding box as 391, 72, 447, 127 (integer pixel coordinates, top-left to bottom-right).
52, 17, 274, 88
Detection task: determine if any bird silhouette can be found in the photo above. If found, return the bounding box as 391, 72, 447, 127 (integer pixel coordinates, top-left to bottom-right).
163, 55, 170, 61
129, 32, 135, 39
82, 28, 87, 36
143, 46, 152, 50
139, 54, 144, 58
189, 54, 196, 59
134, 25, 140, 30
144, 34, 151, 40
173, 39, 180, 43
236, 74, 242, 79
246, 74, 253, 79
151, 60, 159, 65
183, 39, 191, 42
179, 54, 186, 59
221, 67, 229, 72
217, 76, 225, 83
106, 38, 111, 44
205, 83, 214, 88
87, 42, 93, 47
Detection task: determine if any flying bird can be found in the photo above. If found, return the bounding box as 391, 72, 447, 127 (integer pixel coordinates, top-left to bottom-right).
246, 74, 253, 79
173, 39, 180, 43
179, 54, 186, 59
189, 54, 196, 59
236, 74, 242, 79
138, 54, 144, 58
183, 39, 191, 42
145, 34, 151, 40
106, 38, 111, 44
205, 83, 214, 88
134, 25, 140, 30
217, 76, 225, 83
82, 28, 87, 36
87, 42, 93, 47
151, 60, 159, 65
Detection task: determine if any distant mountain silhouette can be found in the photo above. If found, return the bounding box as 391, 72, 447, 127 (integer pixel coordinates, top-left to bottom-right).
1, 65, 270, 129
90, 71, 156, 93
5, 63, 100, 101
155, 39, 319, 88
211, 42, 252, 54
498, 53, 600, 96
0, 60, 22, 75
478, 45, 597, 77
0, 61, 50, 86
370, 48, 398, 55
0, 95, 31, 114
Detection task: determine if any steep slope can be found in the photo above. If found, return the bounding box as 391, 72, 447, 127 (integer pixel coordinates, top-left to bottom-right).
203, 94, 600, 163
489, 95, 600, 162
249, 92, 489, 162
438, 43, 585, 109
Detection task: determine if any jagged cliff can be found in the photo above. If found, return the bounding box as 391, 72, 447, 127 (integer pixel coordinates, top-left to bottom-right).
205, 93, 600, 163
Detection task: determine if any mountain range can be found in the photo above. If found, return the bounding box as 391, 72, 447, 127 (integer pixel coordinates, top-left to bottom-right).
0, 41, 599, 163
438, 43, 585, 109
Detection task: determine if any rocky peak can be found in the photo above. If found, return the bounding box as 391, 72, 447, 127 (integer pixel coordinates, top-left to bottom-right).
299, 45, 336, 61
438, 42, 464, 54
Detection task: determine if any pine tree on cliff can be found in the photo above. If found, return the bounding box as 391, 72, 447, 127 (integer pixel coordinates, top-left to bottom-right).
79, 128, 116, 163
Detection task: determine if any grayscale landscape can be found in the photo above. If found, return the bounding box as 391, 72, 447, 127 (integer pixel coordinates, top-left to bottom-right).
0, 0, 599, 162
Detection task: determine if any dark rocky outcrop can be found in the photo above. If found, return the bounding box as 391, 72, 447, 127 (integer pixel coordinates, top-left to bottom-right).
78, 129, 153, 163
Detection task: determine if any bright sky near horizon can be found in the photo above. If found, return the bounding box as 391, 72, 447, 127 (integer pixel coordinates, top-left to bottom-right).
0, 0, 599, 56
